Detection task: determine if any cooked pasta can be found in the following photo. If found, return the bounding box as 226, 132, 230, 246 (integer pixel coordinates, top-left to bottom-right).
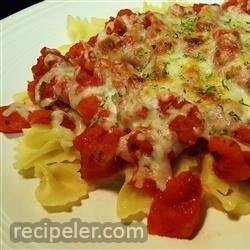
14, 125, 79, 171
1, 0, 249, 240
201, 154, 250, 216
67, 15, 106, 42
117, 181, 152, 221
35, 162, 89, 207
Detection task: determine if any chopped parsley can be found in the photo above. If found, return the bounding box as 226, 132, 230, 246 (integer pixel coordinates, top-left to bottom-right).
200, 86, 217, 94
221, 80, 229, 91
225, 73, 233, 80
239, 98, 250, 107
220, 129, 229, 136
209, 126, 216, 136
90, 116, 99, 127
223, 18, 232, 26
149, 83, 165, 90
100, 96, 108, 107
135, 48, 149, 57
163, 62, 170, 76
205, 73, 213, 81
228, 111, 240, 120
180, 16, 198, 34
117, 111, 121, 120
111, 92, 123, 103
193, 53, 206, 62
195, 99, 202, 104
172, 31, 179, 39
40, 81, 47, 88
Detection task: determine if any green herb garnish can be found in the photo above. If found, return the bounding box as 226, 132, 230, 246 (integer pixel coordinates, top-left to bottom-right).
209, 126, 216, 136
90, 116, 99, 127
163, 62, 169, 76
220, 129, 229, 136
149, 83, 165, 90
180, 17, 198, 34
195, 99, 202, 103
223, 18, 232, 25
200, 86, 217, 94
239, 98, 250, 107
228, 111, 240, 120
222, 80, 229, 91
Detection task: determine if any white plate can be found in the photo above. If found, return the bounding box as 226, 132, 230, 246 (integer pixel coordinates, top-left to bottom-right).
1, 0, 250, 249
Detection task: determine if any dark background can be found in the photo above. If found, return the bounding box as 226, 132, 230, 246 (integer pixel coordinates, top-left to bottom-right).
1, 0, 43, 19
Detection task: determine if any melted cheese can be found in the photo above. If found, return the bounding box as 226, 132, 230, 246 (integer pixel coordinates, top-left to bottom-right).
9, 3, 249, 189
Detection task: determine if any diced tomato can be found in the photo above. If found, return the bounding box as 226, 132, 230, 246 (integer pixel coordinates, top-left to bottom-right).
117, 9, 134, 17
159, 95, 188, 115
143, 13, 152, 28
148, 171, 202, 239
28, 110, 52, 125
39, 82, 55, 100
73, 125, 123, 179
159, 96, 204, 145
76, 69, 103, 87
52, 100, 71, 112
0, 106, 30, 133
54, 81, 70, 104
31, 57, 47, 79
76, 96, 100, 125
235, 125, 250, 144
127, 130, 153, 160
169, 106, 204, 145
40, 47, 61, 58
223, 0, 238, 9
168, 151, 176, 161
83, 59, 95, 73
129, 177, 160, 197
244, 151, 250, 166
105, 17, 115, 35
208, 136, 250, 182
27, 80, 37, 103
29, 77, 56, 103
193, 3, 219, 13
214, 49, 235, 67
87, 35, 98, 47
66, 42, 84, 60
214, 29, 241, 66
99, 108, 110, 118
193, 3, 207, 13
222, 0, 249, 14
136, 106, 149, 119
114, 18, 127, 36
60, 115, 76, 131
105, 16, 127, 36
32, 47, 61, 79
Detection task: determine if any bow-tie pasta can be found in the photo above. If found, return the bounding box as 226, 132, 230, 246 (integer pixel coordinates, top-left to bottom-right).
67, 15, 106, 43
14, 125, 79, 171
117, 181, 152, 222
201, 154, 250, 216
35, 162, 89, 207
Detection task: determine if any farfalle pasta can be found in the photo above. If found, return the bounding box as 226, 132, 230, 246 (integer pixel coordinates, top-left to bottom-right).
117, 180, 152, 221
67, 15, 106, 42
201, 154, 250, 216
14, 125, 79, 171
35, 162, 89, 207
